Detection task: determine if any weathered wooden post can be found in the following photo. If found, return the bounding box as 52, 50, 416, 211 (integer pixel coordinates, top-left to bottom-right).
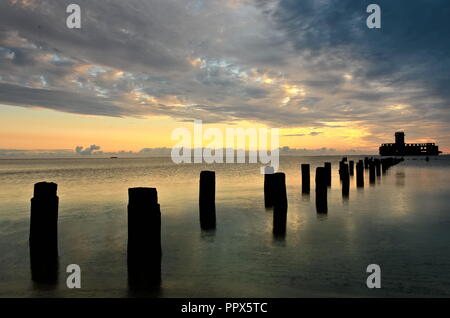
356, 160, 364, 188
324, 162, 332, 187
128, 187, 162, 289
199, 171, 216, 230
273, 172, 288, 208
315, 167, 327, 213
383, 157, 393, 171
339, 160, 345, 180
374, 159, 381, 176
301, 164, 310, 194
273, 172, 288, 237
369, 161, 376, 184
341, 163, 350, 197
273, 204, 287, 238
349, 160, 354, 176
264, 166, 275, 207
381, 158, 387, 174
364, 157, 369, 169
29, 182, 59, 283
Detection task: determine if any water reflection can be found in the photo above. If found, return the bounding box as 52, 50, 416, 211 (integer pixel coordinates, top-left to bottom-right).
200, 228, 216, 242
301, 193, 310, 202
316, 212, 328, 221
128, 258, 161, 292
342, 194, 349, 204
30, 250, 59, 285
127, 283, 162, 297
315, 195, 327, 214
396, 171, 406, 187
272, 205, 287, 240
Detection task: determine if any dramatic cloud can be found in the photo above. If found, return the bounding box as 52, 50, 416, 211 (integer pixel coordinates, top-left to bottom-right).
0, 0, 449, 148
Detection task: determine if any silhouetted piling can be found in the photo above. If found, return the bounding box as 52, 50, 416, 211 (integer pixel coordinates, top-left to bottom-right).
315, 167, 327, 213
273, 172, 288, 208
128, 187, 161, 289
324, 162, 331, 187
369, 161, 376, 184
273, 204, 287, 238
339, 160, 345, 180
199, 171, 216, 230
341, 163, 350, 197
301, 164, 310, 194
364, 157, 369, 169
264, 166, 276, 207
381, 158, 388, 174
273, 172, 288, 236
29, 182, 59, 283
349, 160, 354, 176
374, 159, 381, 176
381, 157, 398, 173
356, 161, 364, 188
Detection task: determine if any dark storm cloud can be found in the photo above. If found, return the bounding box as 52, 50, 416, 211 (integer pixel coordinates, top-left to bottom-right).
0, 83, 127, 116
270, 0, 450, 107
0, 0, 190, 73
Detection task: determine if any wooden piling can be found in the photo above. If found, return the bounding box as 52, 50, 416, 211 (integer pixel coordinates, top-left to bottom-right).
272, 172, 288, 236
339, 160, 345, 180
128, 187, 161, 288
29, 182, 59, 283
273, 172, 288, 208
273, 204, 287, 238
301, 164, 310, 194
199, 171, 216, 230
315, 167, 327, 213
374, 159, 381, 176
324, 162, 331, 187
349, 160, 354, 176
369, 161, 376, 184
381, 158, 387, 174
364, 157, 369, 169
264, 166, 276, 207
341, 163, 350, 197
356, 161, 364, 188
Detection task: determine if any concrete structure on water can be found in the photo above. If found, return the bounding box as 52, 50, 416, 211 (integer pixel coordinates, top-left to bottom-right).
379, 132, 441, 156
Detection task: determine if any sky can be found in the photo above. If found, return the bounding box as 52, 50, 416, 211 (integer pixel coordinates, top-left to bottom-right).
0, 0, 449, 156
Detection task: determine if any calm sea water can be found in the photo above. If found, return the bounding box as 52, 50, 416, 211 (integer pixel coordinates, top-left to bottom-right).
0, 155, 449, 297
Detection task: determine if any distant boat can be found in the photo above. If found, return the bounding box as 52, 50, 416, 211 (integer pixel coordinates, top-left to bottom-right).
110, 156, 118, 159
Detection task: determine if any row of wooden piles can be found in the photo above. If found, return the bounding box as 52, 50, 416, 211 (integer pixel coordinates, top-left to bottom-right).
29, 171, 218, 290
28, 157, 403, 289
296, 157, 404, 214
